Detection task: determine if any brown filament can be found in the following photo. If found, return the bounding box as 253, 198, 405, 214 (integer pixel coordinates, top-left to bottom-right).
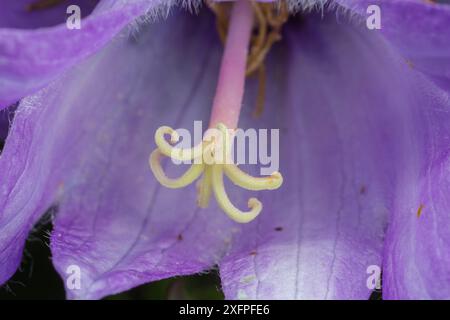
253, 64, 266, 118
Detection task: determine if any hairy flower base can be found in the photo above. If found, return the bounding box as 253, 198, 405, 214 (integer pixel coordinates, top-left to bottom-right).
149, 123, 283, 223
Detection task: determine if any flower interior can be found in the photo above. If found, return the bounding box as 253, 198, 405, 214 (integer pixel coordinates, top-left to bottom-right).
149, 0, 286, 223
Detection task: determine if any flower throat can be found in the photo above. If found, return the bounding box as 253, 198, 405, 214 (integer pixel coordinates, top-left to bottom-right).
207, 0, 289, 117
149, 0, 289, 223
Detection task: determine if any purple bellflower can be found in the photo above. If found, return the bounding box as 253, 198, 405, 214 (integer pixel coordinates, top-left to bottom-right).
0, 0, 450, 300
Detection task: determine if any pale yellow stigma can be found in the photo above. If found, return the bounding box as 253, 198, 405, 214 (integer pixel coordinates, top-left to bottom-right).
149, 123, 283, 223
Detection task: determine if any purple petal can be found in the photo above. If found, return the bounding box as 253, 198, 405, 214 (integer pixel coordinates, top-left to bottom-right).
334, 0, 450, 299
383, 131, 450, 299
0, 8, 241, 299
0, 0, 98, 29
381, 57, 450, 299
336, 0, 450, 91
0, 0, 162, 108
219, 10, 448, 299
0, 93, 55, 285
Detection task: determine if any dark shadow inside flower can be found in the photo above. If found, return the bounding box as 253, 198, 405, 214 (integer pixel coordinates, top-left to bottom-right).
0, 0, 99, 29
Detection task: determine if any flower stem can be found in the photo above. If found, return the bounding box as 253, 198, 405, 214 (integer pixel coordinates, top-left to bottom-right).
209, 0, 254, 129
